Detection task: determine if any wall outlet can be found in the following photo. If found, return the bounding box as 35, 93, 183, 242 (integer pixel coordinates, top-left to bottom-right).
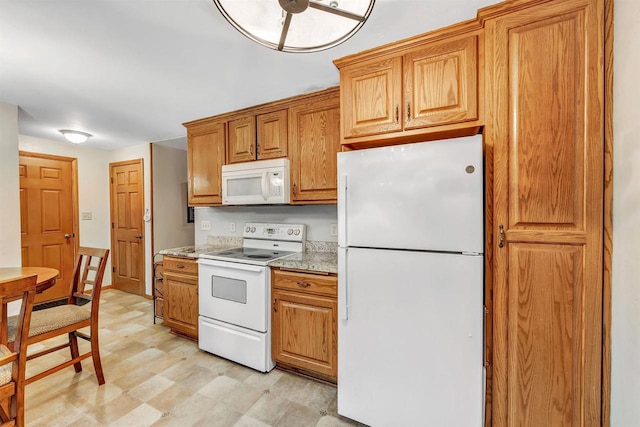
230, 222, 236, 232
80, 212, 92, 220
330, 223, 338, 236
200, 220, 211, 231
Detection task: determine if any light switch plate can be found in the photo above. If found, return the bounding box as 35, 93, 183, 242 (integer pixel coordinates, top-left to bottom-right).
330, 223, 338, 236
230, 222, 236, 232
81, 212, 92, 220
201, 220, 211, 231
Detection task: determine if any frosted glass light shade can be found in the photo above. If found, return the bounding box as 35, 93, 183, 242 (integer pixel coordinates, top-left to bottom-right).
213, 0, 375, 53
59, 130, 92, 144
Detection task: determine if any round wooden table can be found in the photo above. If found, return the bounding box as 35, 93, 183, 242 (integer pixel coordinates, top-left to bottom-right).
0, 267, 59, 345
0, 267, 59, 295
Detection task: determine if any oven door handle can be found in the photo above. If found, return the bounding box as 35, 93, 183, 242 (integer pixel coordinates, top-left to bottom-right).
200, 260, 264, 273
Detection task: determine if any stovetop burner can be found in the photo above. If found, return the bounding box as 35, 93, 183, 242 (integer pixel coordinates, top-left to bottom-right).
200, 246, 297, 266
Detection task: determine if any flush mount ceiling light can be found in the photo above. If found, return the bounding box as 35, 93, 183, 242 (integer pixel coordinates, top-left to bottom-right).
212, 0, 375, 53
59, 129, 92, 144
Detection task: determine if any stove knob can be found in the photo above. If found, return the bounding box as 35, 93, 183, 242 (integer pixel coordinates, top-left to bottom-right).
287, 228, 293, 235
251, 226, 256, 233
245, 226, 250, 233
294, 229, 300, 236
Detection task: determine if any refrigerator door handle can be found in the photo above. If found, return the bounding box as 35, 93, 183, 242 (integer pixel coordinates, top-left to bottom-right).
338, 247, 349, 320
338, 174, 347, 248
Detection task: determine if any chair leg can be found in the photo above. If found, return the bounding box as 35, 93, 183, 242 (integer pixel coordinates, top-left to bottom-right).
90, 323, 105, 385
69, 332, 82, 373
14, 382, 24, 427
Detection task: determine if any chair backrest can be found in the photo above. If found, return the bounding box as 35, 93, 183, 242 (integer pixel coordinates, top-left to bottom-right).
0, 274, 37, 374
68, 247, 110, 314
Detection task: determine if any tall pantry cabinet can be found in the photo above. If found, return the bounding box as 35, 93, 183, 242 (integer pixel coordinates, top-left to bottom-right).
483, 0, 605, 425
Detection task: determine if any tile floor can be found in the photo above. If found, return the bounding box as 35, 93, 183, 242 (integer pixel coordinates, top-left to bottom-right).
24, 290, 364, 427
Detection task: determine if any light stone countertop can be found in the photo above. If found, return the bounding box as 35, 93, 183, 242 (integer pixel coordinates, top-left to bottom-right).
157, 236, 243, 258
267, 250, 338, 274
158, 238, 338, 274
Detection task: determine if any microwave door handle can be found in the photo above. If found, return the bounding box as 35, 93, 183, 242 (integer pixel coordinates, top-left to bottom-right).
261, 172, 269, 200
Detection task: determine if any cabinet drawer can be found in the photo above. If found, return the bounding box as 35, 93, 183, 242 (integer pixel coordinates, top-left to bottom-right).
272, 269, 337, 297
163, 256, 198, 275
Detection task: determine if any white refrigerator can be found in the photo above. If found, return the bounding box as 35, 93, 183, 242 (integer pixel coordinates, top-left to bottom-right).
337, 135, 485, 426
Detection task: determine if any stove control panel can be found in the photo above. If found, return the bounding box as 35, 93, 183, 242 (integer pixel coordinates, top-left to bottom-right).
243, 223, 306, 242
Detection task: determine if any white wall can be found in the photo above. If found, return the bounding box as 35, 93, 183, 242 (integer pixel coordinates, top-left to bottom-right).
151, 144, 194, 252
0, 102, 21, 267
19, 135, 112, 283
109, 143, 153, 296
611, 1, 640, 424
194, 205, 337, 245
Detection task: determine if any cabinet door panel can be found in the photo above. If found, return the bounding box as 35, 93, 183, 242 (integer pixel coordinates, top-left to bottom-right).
404, 35, 478, 129
289, 94, 341, 203
228, 116, 256, 164
257, 109, 288, 160
164, 272, 199, 338
187, 122, 225, 205
272, 290, 337, 379
487, 0, 604, 425
341, 56, 402, 138
507, 243, 583, 425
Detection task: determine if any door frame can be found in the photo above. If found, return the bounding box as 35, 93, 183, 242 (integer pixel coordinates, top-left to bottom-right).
109, 158, 145, 296
19, 150, 80, 271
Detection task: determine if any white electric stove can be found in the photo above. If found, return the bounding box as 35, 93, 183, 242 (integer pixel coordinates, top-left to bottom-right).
198, 223, 305, 372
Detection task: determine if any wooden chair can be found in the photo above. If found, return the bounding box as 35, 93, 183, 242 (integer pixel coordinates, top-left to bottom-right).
0, 275, 37, 427
8, 248, 109, 386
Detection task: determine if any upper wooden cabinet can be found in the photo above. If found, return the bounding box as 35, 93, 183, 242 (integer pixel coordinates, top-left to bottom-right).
289, 89, 341, 204
335, 33, 482, 148
186, 121, 225, 206
257, 109, 288, 160
228, 110, 288, 164
404, 36, 478, 129
184, 87, 339, 206
340, 56, 403, 137
227, 115, 256, 164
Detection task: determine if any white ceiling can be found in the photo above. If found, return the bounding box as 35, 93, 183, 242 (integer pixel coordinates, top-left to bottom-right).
0, 0, 496, 150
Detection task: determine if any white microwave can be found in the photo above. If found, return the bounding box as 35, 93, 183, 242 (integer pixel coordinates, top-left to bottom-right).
221, 158, 290, 205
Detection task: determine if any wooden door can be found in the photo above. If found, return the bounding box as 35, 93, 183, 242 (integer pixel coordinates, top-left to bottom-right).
187, 121, 226, 205
340, 56, 403, 138
110, 159, 145, 296
272, 289, 337, 380
289, 94, 341, 203
403, 35, 478, 129
486, 0, 604, 425
19, 153, 77, 303
227, 115, 256, 164
257, 109, 288, 160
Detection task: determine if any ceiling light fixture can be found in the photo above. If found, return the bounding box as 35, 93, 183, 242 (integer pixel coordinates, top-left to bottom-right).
212, 0, 375, 53
59, 129, 92, 144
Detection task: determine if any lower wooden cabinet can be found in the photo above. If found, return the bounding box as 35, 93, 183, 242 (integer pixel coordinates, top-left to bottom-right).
162, 256, 198, 339
271, 268, 338, 382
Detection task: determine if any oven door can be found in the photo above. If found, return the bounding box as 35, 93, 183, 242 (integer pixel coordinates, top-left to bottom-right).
198, 258, 269, 332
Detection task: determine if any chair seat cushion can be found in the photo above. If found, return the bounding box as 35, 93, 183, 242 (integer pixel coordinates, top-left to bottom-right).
0, 345, 14, 386
8, 304, 91, 342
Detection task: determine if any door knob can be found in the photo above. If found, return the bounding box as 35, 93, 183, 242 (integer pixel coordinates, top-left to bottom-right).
64, 233, 73, 239
136, 235, 143, 239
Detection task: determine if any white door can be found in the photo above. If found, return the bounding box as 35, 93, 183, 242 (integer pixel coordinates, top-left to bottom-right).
338, 247, 484, 427
198, 260, 268, 332
337, 135, 484, 253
